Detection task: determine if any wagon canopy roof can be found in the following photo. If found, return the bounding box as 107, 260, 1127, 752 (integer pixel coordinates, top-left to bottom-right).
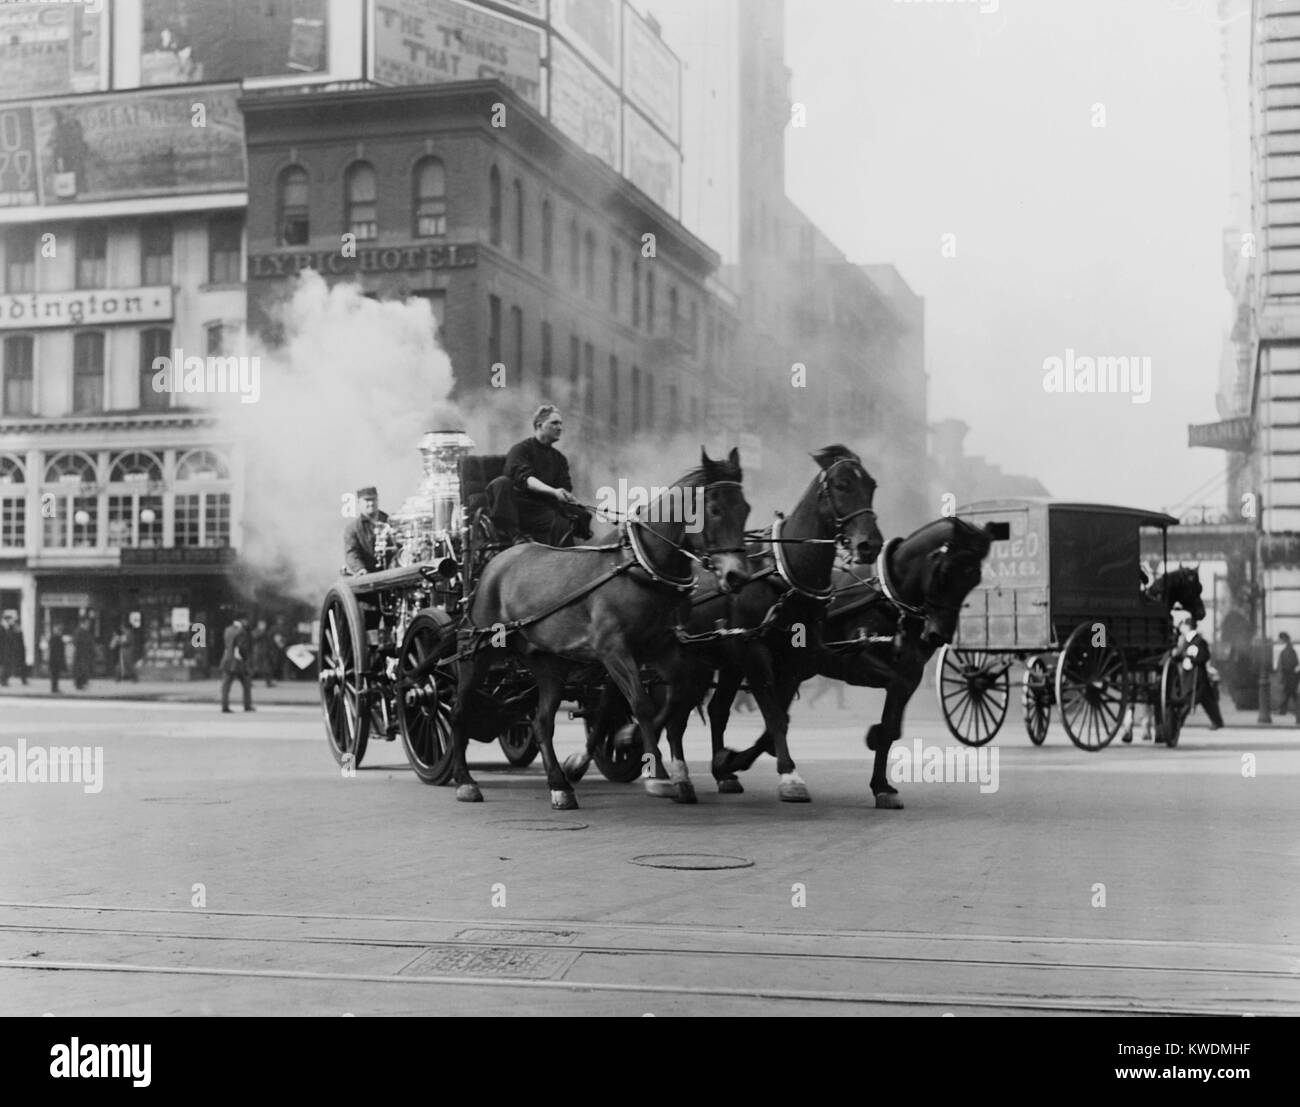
958, 498, 1179, 529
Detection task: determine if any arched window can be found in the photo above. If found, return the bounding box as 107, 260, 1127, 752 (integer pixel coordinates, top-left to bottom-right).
513, 178, 524, 257
175, 449, 232, 548
413, 157, 446, 238
345, 162, 377, 241
43, 451, 99, 550
107, 450, 163, 548
541, 199, 553, 275
0, 453, 26, 550
2, 334, 34, 416
72, 331, 105, 414
139, 328, 171, 412
488, 166, 502, 246
278, 166, 309, 246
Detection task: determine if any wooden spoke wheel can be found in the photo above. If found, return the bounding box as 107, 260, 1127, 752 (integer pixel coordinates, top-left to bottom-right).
397, 612, 456, 785
498, 721, 540, 768
1157, 652, 1195, 749
319, 584, 371, 769
1022, 655, 1053, 746
936, 646, 1011, 747
1054, 622, 1128, 751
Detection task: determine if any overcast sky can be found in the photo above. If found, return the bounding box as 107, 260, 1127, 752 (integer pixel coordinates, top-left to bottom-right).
782, 0, 1251, 514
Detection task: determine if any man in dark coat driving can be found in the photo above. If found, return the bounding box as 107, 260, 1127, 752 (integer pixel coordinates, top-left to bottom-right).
490, 405, 591, 546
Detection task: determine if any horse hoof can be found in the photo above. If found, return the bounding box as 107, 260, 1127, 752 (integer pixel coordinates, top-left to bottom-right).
874, 792, 904, 810
550, 789, 579, 811
672, 780, 697, 805
644, 777, 677, 799
455, 783, 483, 803
779, 780, 811, 803
562, 752, 590, 782
717, 777, 744, 794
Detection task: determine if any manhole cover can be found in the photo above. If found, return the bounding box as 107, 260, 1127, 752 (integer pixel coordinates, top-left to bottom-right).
488, 818, 588, 831
399, 945, 578, 979
630, 853, 754, 871
140, 797, 231, 805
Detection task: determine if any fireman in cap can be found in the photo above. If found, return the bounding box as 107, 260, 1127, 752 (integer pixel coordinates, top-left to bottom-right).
343, 486, 389, 574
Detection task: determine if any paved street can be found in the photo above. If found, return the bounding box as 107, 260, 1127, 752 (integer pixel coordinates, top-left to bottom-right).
2, 685, 1297, 1016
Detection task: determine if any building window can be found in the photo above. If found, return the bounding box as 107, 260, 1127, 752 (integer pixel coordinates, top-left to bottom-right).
4, 229, 37, 293
646, 373, 655, 430
72, 331, 105, 413
141, 219, 172, 285
669, 286, 679, 342
2, 335, 34, 416
489, 166, 502, 246
345, 162, 378, 241
646, 269, 655, 332
569, 333, 580, 407
706, 316, 715, 363
278, 166, 309, 246
584, 231, 596, 299
139, 328, 170, 412
42, 451, 98, 549
631, 365, 640, 432
510, 305, 523, 380
205, 322, 224, 357
668, 382, 678, 432
690, 301, 699, 351
209, 216, 241, 284
583, 342, 594, 419
568, 219, 579, 282
609, 355, 619, 430
414, 157, 447, 237
107, 450, 164, 548
541, 200, 553, 275
540, 321, 552, 392
609, 246, 619, 315
632, 258, 640, 327
488, 295, 502, 369
175, 449, 232, 548
76, 223, 107, 289
0, 454, 26, 549
514, 179, 524, 257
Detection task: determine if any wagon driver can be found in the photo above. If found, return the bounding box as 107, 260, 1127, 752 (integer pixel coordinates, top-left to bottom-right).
489, 405, 592, 547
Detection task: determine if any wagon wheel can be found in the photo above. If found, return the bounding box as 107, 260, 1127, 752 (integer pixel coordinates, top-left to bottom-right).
1054, 622, 1128, 751
1022, 655, 1053, 746
397, 612, 455, 785
498, 721, 540, 768
936, 646, 1010, 747
1157, 652, 1195, 749
319, 583, 370, 769
586, 691, 644, 783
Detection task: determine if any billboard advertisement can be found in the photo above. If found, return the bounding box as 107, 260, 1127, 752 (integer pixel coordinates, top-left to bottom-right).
33, 87, 246, 205
623, 104, 678, 215
0, 2, 106, 102
623, 4, 679, 145
0, 105, 40, 207
549, 37, 619, 170
140, 0, 328, 86
373, 0, 545, 111
551, 0, 619, 84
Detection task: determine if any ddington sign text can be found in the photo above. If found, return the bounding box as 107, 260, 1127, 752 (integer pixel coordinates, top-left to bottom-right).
0, 287, 172, 329
249, 243, 478, 279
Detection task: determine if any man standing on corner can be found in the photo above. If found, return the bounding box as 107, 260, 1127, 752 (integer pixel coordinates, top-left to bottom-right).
220, 614, 254, 714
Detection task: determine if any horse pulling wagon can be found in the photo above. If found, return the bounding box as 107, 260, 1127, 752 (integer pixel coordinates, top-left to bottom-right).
317, 437, 645, 788
935, 501, 1204, 751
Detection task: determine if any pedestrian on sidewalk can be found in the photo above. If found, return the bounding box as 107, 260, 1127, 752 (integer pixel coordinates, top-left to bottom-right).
1277, 632, 1298, 717
220, 614, 254, 713
47, 624, 66, 694
251, 618, 276, 687
1179, 619, 1224, 730
72, 618, 94, 690
0, 612, 20, 686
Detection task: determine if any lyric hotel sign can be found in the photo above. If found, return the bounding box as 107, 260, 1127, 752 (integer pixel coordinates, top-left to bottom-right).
249, 243, 478, 278
0, 287, 173, 330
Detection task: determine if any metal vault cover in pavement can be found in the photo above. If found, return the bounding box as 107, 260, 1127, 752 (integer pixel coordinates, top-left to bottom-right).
398, 945, 580, 979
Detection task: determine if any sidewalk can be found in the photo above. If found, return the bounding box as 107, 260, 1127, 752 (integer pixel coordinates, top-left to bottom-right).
0, 677, 320, 707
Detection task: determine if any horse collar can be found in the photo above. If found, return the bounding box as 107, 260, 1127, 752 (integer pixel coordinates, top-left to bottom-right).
771, 516, 833, 601
875, 536, 925, 618
625, 519, 696, 592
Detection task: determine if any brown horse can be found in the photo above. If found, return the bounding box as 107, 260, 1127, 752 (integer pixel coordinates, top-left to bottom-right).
713, 516, 1002, 807
449, 448, 750, 810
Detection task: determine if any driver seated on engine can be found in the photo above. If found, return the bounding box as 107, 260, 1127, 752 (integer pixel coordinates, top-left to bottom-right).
486, 405, 592, 547
342, 486, 389, 574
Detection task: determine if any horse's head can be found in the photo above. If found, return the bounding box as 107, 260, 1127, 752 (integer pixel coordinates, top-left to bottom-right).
812, 445, 884, 564
689, 446, 751, 593
889, 517, 1002, 649
1170, 563, 1206, 623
